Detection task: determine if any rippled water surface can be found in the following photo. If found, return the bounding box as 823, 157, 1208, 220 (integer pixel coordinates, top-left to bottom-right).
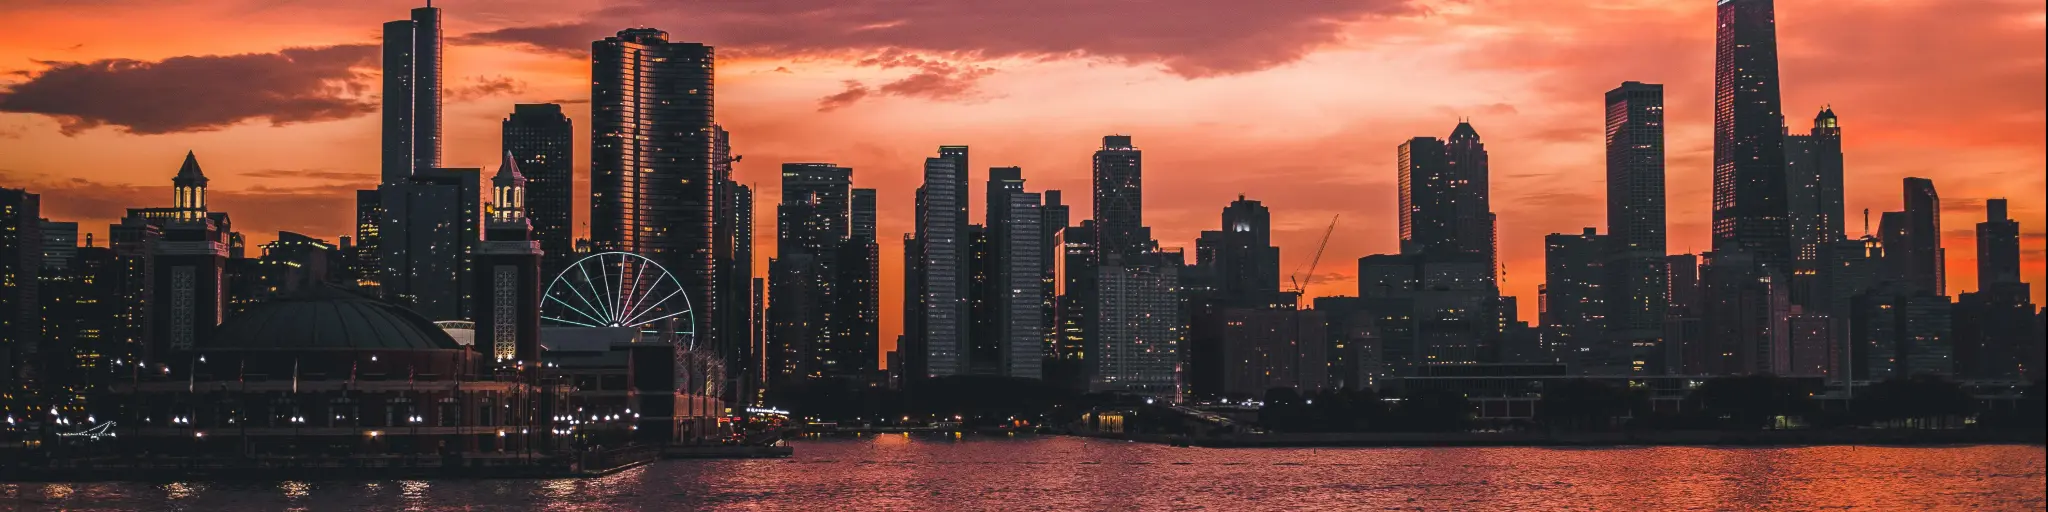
5, 437, 2043, 510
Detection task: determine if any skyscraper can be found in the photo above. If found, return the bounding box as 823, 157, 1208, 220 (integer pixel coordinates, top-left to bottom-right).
835, 188, 879, 380
1093, 136, 1146, 263
1212, 196, 1280, 297
711, 126, 757, 392
381, 3, 441, 186
997, 187, 1045, 379
1443, 122, 1496, 282
1400, 124, 1496, 287
1978, 199, 2021, 288
1544, 228, 1608, 373
352, 190, 382, 291
1094, 262, 1180, 397
1712, 0, 1791, 268
1604, 82, 1669, 375
1785, 107, 1846, 263
919, 155, 967, 377
590, 28, 718, 355
1902, 177, 1943, 295
502, 103, 573, 275
769, 163, 850, 382
1, 187, 40, 399
379, 166, 480, 320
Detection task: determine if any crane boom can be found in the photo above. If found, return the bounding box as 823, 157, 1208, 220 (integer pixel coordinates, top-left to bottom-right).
1290, 214, 1339, 297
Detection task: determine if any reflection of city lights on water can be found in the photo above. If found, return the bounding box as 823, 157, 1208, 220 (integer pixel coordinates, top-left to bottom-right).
162, 482, 202, 500
42, 484, 76, 500
280, 481, 312, 499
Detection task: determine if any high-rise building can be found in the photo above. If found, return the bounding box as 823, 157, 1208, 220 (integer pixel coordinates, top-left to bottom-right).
835, 188, 880, 380
352, 190, 383, 291
502, 103, 573, 275
1053, 219, 1099, 390
1603, 82, 1669, 374
381, 3, 442, 186
1900, 178, 1944, 295
379, 167, 480, 321
1850, 290, 1952, 380
1978, 199, 2022, 288
918, 155, 968, 377
38, 220, 77, 271
1038, 191, 1069, 380
1093, 262, 1180, 397
1191, 307, 1327, 399
997, 188, 1045, 379
1712, 0, 1791, 268
1400, 124, 1497, 289
769, 163, 851, 382
1696, 251, 1791, 375
1, 187, 41, 405
1443, 122, 1496, 281
590, 28, 718, 363
1544, 228, 1608, 373
1211, 196, 1280, 296
150, 152, 229, 360
711, 126, 756, 392
1093, 136, 1146, 263
1785, 107, 1846, 263
472, 152, 544, 365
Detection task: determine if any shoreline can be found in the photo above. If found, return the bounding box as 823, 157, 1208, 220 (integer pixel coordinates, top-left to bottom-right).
0, 445, 792, 483
1071, 428, 2047, 448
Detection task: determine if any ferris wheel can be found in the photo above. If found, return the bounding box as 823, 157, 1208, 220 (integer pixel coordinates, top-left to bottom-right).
541, 251, 697, 348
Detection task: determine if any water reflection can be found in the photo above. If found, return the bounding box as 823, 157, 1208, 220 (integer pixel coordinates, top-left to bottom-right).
1, 438, 2040, 511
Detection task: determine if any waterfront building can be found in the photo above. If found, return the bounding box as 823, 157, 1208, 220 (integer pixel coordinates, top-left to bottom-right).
1603, 82, 1669, 375
589, 28, 719, 370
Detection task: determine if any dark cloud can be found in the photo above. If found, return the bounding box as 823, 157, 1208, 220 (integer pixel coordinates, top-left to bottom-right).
449, 22, 599, 58
0, 44, 378, 135
458, 0, 1424, 77
814, 49, 998, 109
817, 81, 872, 112
451, 75, 526, 101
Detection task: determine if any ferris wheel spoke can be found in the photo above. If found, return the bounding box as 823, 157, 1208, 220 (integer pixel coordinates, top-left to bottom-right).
620, 283, 686, 328
574, 260, 615, 324
629, 308, 692, 330
617, 258, 652, 326
545, 293, 609, 326
543, 316, 601, 328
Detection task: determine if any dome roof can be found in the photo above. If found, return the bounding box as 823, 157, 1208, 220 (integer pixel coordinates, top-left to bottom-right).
204, 285, 464, 351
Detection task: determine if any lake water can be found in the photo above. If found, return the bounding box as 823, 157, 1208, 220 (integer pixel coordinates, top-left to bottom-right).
4, 436, 2042, 510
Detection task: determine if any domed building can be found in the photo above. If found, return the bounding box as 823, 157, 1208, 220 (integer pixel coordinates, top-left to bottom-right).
106, 285, 565, 461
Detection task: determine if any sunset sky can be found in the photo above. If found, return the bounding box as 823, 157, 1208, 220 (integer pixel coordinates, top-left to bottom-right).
3, 0, 2043, 359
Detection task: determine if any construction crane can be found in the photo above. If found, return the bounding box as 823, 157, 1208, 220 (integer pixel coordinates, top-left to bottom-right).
1289, 214, 1339, 297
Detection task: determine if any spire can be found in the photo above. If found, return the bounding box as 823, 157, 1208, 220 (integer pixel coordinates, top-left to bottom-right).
493, 151, 526, 187
1449, 120, 1480, 142
1814, 105, 1838, 129
173, 150, 208, 188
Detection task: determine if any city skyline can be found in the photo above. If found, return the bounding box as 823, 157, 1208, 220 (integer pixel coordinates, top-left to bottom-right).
2, 0, 2044, 362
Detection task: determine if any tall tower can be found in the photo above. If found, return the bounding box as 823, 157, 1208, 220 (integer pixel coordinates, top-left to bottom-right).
1902, 177, 1943, 295
1444, 121, 1496, 284
1093, 136, 1145, 263
1398, 137, 1450, 255
502, 103, 573, 275
1712, 0, 1791, 268
474, 152, 543, 366
381, 3, 442, 186
590, 28, 718, 354
150, 152, 228, 359
1604, 81, 1669, 374
989, 169, 1045, 380
1785, 107, 1846, 263
769, 163, 850, 382
836, 188, 879, 379
711, 126, 757, 392
0, 187, 40, 390
919, 155, 967, 377
1215, 195, 1280, 296
1978, 199, 2021, 288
